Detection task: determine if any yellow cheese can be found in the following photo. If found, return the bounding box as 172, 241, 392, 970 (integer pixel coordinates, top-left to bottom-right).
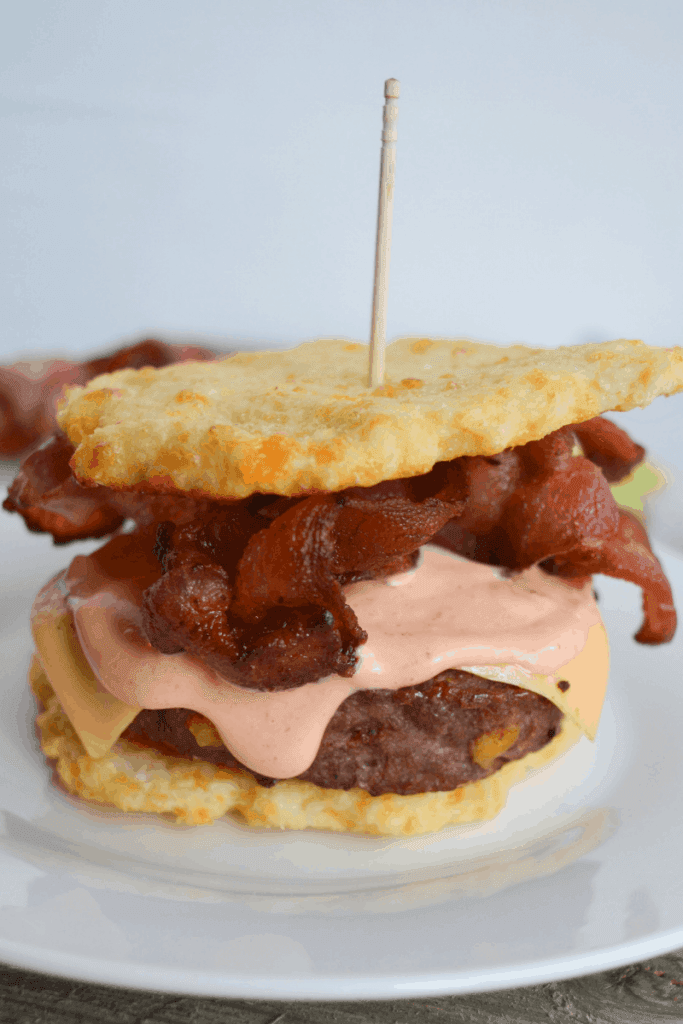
187, 715, 223, 747
471, 724, 520, 769
461, 621, 610, 741
31, 575, 141, 759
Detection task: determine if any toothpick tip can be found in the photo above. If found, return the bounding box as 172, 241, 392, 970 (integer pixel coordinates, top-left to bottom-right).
384, 78, 400, 98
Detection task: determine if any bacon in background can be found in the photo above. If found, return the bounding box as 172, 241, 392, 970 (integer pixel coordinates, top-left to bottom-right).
0, 339, 218, 459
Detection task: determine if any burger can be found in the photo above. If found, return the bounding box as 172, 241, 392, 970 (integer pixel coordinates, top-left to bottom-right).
4, 336, 681, 836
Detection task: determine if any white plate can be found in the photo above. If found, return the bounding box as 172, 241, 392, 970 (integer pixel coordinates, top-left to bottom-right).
2, 492, 683, 1000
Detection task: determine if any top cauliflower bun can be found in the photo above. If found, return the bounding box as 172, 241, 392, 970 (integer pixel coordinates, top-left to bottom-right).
57, 336, 683, 499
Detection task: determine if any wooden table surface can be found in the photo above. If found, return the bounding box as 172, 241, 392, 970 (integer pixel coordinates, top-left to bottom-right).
4, 954, 683, 1024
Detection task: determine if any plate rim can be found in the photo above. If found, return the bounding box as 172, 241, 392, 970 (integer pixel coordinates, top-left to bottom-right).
3, 927, 683, 999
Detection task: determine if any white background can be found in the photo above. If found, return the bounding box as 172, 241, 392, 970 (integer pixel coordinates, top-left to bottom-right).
1, 0, 682, 364
3, 6, 683, 993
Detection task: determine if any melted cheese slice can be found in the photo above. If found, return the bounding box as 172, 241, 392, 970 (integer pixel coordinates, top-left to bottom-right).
31, 573, 142, 759
462, 621, 609, 741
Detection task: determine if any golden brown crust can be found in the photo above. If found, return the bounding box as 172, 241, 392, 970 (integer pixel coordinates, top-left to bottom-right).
56, 336, 683, 498
30, 657, 581, 836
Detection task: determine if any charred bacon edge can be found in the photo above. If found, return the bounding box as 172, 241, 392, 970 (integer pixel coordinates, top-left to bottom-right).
3, 418, 674, 691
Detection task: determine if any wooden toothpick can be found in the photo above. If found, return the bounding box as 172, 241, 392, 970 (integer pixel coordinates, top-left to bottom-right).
368, 78, 400, 388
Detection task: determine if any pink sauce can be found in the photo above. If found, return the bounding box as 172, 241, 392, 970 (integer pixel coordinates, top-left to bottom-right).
52, 543, 600, 779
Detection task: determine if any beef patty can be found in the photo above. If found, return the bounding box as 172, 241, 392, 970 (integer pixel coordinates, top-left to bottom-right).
121, 669, 563, 797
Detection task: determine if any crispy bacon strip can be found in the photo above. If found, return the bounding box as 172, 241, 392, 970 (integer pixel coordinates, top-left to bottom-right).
573, 416, 645, 482
435, 450, 523, 564
142, 508, 263, 662
544, 510, 676, 644
496, 430, 620, 570
2, 433, 125, 544
232, 491, 458, 647
142, 508, 347, 688
434, 426, 672, 643
142, 488, 462, 689
3, 432, 218, 543
83, 338, 215, 379
4, 416, 674, 689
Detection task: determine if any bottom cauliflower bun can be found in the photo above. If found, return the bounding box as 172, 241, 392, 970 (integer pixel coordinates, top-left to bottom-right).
30, 658, 582, 836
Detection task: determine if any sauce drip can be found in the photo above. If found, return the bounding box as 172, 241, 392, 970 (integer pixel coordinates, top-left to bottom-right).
59, 544, 600, 778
